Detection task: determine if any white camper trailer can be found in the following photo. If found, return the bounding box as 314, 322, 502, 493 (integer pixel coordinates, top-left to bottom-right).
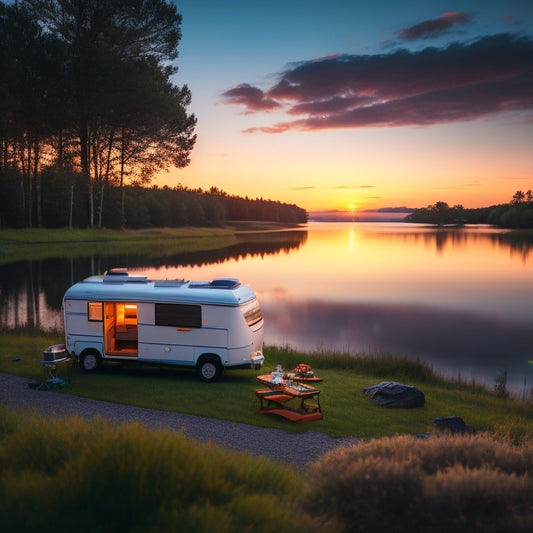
62, 269, 264, 382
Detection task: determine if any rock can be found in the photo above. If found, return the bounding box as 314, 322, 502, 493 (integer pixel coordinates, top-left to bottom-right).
363, 381, 425, 408
433, 416, 476, 435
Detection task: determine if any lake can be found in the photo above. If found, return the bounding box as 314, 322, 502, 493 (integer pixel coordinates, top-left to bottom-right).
2, 222, 532, 395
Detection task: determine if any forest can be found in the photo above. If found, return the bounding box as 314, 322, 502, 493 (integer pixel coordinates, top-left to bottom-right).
0, 1, 307, 229
406, 189, 533, 229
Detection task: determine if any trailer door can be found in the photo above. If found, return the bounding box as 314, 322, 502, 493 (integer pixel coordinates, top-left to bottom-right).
104, 302, 139, 356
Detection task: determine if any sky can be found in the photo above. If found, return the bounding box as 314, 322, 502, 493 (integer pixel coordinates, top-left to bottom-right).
164, 1, 533, 219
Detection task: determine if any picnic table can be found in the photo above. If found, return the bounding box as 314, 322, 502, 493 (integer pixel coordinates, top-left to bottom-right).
255, 374, 323, 423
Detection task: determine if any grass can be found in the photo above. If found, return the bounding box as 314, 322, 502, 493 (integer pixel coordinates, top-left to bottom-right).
1, 330, 532, 441
0, 226, 248, 244
0, 407, 314, 533
0, 227, 241, 263
1, 406, 532, 532
0, 223, 306, 263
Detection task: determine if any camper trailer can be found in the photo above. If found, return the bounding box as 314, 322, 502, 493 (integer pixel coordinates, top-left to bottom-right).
62, 269, 264, 382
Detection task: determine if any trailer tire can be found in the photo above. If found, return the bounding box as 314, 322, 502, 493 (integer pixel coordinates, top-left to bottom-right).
80, 350, 102, 373
197, 356, 222, 383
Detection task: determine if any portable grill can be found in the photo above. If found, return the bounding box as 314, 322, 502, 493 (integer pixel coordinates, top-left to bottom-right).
42, 344, 68, 363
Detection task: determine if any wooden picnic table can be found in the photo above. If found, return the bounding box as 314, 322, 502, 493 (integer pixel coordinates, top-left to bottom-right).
255, 375, 323, 423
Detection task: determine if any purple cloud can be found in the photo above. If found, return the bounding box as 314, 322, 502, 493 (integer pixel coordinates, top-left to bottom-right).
220, 83, 281, 112
398, 12, 472, 41
220, 33, 533, 133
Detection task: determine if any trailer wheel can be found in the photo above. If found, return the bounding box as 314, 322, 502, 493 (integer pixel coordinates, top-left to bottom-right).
80, 350, 101, 373
197, 356, 222, 383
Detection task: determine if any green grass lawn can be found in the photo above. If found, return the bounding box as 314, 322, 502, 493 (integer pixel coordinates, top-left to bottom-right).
0, 223, 305, 263
2, 331, 532, 441
0, 226, 241, 244
0, 227, 242, 263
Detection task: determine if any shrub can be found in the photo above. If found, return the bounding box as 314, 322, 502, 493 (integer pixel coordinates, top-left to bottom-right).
0, 408, 319, 533
302, 434, 533, 532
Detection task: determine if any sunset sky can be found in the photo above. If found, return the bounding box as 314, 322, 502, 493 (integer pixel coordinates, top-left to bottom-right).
165, 1, 533, 219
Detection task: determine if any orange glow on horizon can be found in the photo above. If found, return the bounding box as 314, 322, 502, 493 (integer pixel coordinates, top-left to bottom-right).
158, 164, 527, 213
158, 116, 531, 213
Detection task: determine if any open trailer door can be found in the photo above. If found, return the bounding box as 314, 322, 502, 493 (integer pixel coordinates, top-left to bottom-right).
103, 302, 139, 356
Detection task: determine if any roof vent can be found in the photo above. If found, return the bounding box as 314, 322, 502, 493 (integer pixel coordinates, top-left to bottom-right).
105, 268, 129, 276
210, 278, 240, 289
103, 268, 147, 283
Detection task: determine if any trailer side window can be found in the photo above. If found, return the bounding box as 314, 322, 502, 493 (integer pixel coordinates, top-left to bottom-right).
241, 298, 263, 327
155, 303, 201, 328
242, 302, 262, 327
88, 302, 103, 321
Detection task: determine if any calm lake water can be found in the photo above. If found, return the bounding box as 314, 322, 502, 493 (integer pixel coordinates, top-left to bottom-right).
2, 222, 533, 395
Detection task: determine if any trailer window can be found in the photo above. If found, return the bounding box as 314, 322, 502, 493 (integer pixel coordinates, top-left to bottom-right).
88, 302, 103, 321
155, 303, 201, 328
242, 300, 262, 327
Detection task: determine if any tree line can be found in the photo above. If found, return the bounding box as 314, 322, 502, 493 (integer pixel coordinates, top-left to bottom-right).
486, 189, 533, 229
0, 175, 307, 228
0, 1, 306, 229
406, 189, 533, 229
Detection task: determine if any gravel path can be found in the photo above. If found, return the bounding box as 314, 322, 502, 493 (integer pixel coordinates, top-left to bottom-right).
0, 372, 360, 469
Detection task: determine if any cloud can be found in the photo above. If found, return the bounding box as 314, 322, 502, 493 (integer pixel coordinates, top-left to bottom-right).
332, 185, 375, 190
220, 83, 281, 112
398, 12, 472, 41
221, 33, 533, 133
373, 207, 414, 213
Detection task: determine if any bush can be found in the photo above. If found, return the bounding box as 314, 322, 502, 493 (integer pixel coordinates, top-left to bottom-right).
0, 408, 319, 533
302, 434, 533, 532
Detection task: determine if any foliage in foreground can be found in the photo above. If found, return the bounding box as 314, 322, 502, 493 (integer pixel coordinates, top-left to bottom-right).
2, 408, 533, 533
0, 408, 315, 533
303, 433, 533, 533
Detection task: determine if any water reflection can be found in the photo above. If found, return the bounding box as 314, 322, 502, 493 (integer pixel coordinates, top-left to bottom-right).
260, 299, 533, 395
0, 230, 307, 330
147, 230, 307, 268
361, 223, 533, 261
279, 224, 533, 323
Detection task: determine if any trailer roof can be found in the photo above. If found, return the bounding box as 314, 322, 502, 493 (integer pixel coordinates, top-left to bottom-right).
63, 271, 257, 306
